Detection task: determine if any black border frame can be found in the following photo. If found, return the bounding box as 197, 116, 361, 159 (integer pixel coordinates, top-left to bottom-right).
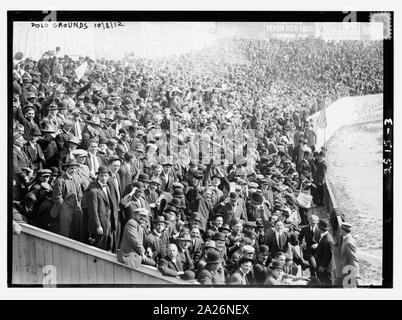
7, 10, 393, 288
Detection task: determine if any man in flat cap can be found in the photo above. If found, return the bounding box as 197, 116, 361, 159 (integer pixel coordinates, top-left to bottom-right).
13, 132, 34, 200
117, 207, 156, 269
334, 222, 359, 287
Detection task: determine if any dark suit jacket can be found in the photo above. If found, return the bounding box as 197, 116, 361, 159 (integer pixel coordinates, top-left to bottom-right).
158, 257, 184, 277
13, 146, 33, 181
159, 172, 177, 192
265, 231, 290, 257
23, 142, 44, 170
107, 174, 123, 230
189, 238, 204, 264
299, 225, 320, 257
86, 181, 112, 234
316, 232, 336, 272
145, 230, 169, 262
118, 163, 133, 191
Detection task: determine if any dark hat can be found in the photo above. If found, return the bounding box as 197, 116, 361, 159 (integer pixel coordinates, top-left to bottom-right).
96, 165, 110, 174
164, 205, 177, 214
212, 232, 226, 242
132, 181, 145, 191
170, 198, 183, 208
219, 224, 231, 233
153, 215, 169, 225
238, 256, 254, 265
180, 270, 196, 281
47, 103, 58, 111
50, 167, 59, 176
31, 127, 42, 136
289, 232, 299, 246
318, 219, 330, 231
137, 173, 150, 183
269, 261, 284, 270
205, 250, 222, 264
108, 156, 122, 164
341, 222, 352, 232
229, 192, 239, 200
243, 230, 257, 240
172, 189, 184, 198
63, 159, 80, 167
243, 221, 257, 229
256, 219, 264, 229
189, 212, 202, 223
193, 171, 204, 180
212, 212, 223, 220
258, 245, 270, 255
37, 169, 52, 176
177, 232, 192, 242
250, 192, 264, 204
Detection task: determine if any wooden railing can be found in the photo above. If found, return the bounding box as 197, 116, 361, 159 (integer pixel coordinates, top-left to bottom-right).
12, 223, 191, 286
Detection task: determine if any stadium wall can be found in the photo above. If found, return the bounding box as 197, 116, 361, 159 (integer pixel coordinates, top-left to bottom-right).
11, 223, 190, 286
308, 93, 383, 150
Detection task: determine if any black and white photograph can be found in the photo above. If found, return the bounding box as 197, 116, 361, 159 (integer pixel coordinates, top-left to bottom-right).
7, 9, 393, 291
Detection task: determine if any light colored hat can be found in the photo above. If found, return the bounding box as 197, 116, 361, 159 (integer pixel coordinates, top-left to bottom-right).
72, 149, 88, 157
309, 215, 319, 223
242, 245, 255, 253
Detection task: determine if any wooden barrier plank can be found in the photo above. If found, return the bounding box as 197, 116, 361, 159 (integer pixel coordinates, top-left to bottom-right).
52, 243, 63, 285
78, 252, 88, 284
18, 233, 28, 284
113, 265, 124, 284
17, 223, 189, 285
95, 259, 107, 284
24, 235, 38, 285
60, 247, 72, 284
105, 261, 114, 285
87, 255, 97, 285
35, 238, 46, 285
70, 248, 80, 284
12, 235, 21, 285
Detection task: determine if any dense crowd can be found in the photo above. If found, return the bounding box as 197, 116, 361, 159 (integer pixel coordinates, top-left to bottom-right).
12, 38, 379, 286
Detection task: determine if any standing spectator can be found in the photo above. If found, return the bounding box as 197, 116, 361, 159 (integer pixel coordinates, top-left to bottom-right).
50, 159, 84, 240
313, 219, 335, 286
117, 208, 156, 268
334, 222, 359, 287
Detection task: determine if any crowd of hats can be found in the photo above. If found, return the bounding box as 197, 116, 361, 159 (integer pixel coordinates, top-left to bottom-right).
11, 37, 373, 284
